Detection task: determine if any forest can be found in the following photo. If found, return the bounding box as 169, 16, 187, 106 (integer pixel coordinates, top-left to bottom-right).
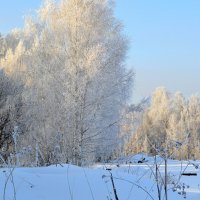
0, 0, 199, 167
122, 88, 200, 160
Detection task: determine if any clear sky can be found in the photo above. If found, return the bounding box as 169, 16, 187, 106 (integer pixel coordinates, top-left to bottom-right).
0, 0, 200, 103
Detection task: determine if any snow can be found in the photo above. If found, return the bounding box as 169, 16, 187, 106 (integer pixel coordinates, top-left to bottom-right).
0, 155, 200, 200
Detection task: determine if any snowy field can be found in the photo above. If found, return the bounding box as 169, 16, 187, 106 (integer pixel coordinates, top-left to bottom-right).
0, 155, 200, 200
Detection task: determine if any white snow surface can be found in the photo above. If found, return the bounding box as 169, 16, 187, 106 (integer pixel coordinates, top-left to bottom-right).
0, 154, 200, 200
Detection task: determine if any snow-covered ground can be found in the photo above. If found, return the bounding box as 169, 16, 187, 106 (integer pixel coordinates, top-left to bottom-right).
0, 155, 200, 200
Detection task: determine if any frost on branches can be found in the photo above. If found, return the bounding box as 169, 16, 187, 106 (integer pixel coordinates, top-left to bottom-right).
0, 0, 133, 166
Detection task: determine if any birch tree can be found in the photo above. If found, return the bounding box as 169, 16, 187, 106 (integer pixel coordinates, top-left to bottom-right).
0, 0, 132, 166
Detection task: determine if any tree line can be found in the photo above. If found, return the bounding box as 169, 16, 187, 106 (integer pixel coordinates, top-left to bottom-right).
122, 87, 200, 160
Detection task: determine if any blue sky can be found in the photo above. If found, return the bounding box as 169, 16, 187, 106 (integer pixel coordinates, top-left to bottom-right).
0, 0, 200, 103
115, 0, 200, 102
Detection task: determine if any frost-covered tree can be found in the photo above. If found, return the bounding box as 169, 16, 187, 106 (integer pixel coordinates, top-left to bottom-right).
120, 98, 149, 155
0, 34, 7, 58
0, 0, 133, 166
186, 95, 200, 158
0, 70, 23, 162
124, 88, 171, 155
